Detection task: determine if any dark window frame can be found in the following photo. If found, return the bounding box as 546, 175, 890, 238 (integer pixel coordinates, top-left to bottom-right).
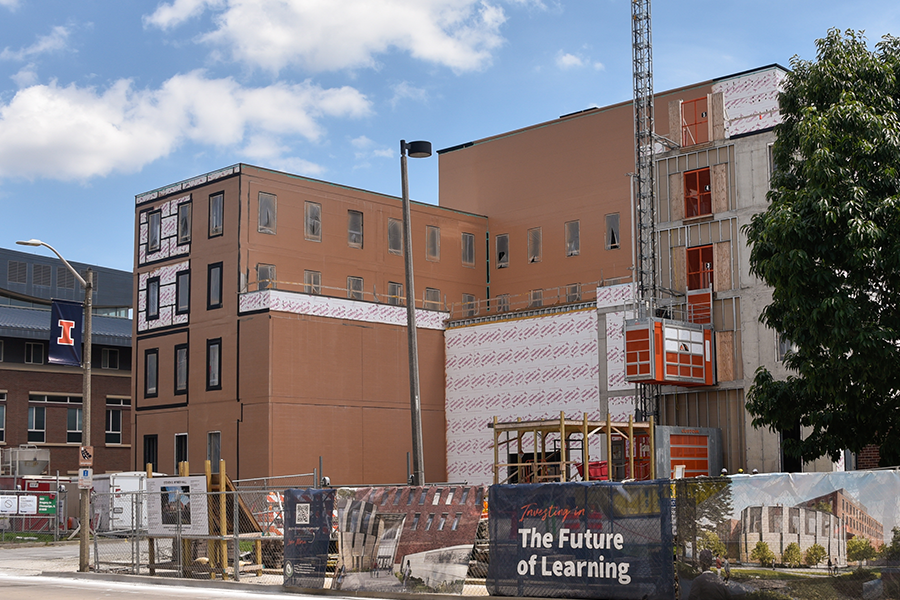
28, 405, 46, 443
461, 232, 475, 267
144, 434, 159, 473
105, 408, 122, 444
258, 191, 277, 235
388, 218, 403, 255
177, 201, 192, 245
176, 270, 190, 315
305, 201, 322, 242
175, 343, 189, 395
208, 192, 224, 238
496, 234, 509, 268
565, 220, 580, 256
206, 338, 222, 391
145, 348, 159, 398
207, 262, 223, 310
148, 210, 162, 253
147, 277, 160, 320
101, 348, 119, 370
348, 210, 363, 249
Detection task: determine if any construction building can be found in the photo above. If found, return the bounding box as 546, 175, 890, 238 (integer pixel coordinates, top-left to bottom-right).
0, 247, 132, 477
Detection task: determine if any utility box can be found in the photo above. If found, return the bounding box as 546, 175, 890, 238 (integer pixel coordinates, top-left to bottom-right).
655, 426, 723, 478
624, 317, 714, 386
92, 471, 163, 532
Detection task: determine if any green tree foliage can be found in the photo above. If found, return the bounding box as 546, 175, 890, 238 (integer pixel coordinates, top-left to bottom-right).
751, 541, 776, 567
744, 29, 900, 466
805, 543, 827, 567
783, 542, 803, 568
697, 530, 727, 558
848, 537, 877, 566
674, 479, 734, 559
881, 526, 900, 562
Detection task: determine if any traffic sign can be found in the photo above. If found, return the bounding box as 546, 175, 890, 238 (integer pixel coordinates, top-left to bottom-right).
79, 446, 94, 467
78, 467, 93, 490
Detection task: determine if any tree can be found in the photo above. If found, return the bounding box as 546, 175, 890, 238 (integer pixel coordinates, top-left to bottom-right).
697, 530, 727, 558
751, 541, 776, 567
881, 526, 900, 562
783, 542, 803, 568
806, 543, 827, 567
848, 537, 877, 566
744, 29, 900, 466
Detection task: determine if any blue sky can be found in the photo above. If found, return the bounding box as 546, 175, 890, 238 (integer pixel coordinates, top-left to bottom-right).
2, 0, 899, 272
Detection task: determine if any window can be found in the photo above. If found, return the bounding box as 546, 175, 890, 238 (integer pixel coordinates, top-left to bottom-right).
564, 221, 580, 256
106, 406, 122, 444
145, 349, 159, 397
348, 210, 363, 248
602, 214, 619, 250
208, 263, 222, 309
177, 202, 192, 244
496, 294, 510, 313
347, 276, 363, 300
411, 513, 420, 530
451, 513, 462, 531
67, 407, 82, 443
207, 339, 222, 390
686, 245, 714, 290
776, 332, 794, 362
527, 227, 542, 263
684, 168, 712, 218
387, 282, 403, 306
147, 277, 160, 320
207, 431, 221, 473
425, 514, 435, 530
175, 433, 188, 468
258, 192, 277, 234
209, 193, 224, 237
148, 210, 161, 252
102, 348, 119, 370
0, 339, 3, 362
496, 234, 509, 268
257, 264, 276, 290
426, 225, 440, 261
305, 201, 322, 241
7, 260, 26, 284
529, 289, 543, 308
144, 435, 158, 473
388, 218, 402, 255
0, 403, 5, 443
176, 271, 190, 314
681, 96, 709, 146
25, 342, 44, 365
437, 514, 447, 531
424, 288, 441, 310
175, 344, 188, 394
462, 293, 476, 317
461, 232, 475, 267
28, 406, 45, 443
304, 270, 321, 295
57, 266, 75, 289
566, 283, 582, 303
33, 264, 51, 287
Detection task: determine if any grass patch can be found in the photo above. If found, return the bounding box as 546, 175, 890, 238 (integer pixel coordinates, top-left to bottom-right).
732, 568, 814, 581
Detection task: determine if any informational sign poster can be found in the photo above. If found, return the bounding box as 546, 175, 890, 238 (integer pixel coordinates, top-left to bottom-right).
0, 496, 17, 514
17, 495, 38, 515
146, 476, 209, 536
283, 488, 335, 589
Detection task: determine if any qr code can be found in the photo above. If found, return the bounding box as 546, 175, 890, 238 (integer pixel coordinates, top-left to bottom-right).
296, 503, 310, 525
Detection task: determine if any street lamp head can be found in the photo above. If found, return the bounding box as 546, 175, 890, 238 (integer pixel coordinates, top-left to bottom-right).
16, 239, 43, 247
403, 140, 432, 159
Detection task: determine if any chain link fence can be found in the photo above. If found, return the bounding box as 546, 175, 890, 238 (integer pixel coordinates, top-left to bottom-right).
0, 483, 74, 541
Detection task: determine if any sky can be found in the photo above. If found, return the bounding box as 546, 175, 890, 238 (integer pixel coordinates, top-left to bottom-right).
2, 0, 900, 272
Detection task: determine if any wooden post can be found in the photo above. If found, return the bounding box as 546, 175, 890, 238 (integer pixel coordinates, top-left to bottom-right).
206, 460, 214, 579
583, 413, 590, 482
493, 416, 499, 485
649, 416, 656, 480
516, 418, 523, 484
606, 414, 612, 482
559, 411, 567, 482
146, 463, 155, 575
628, 415, 635, 480
255, 540, 262, 577
219, 459, 228, 580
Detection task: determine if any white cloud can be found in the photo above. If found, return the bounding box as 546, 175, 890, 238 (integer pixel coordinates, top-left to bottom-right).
11, 65, 38, 87
0, 0, 19, 9
0, 71, 371, 181
145, 0, 508, 73
351, 134, 393, 160
555, 51, 583, 69
390, 81, 429, 108
1, 26, 71, 61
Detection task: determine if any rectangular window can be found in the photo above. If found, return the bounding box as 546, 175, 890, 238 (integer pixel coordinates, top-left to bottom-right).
106, 408, 122, 444
437, 514, 447, 531
148, 210, 161, 252
461, 232, 475, 267
257, 264, 276, 291
565, 221, 580, 256
0, 403, 5, 443
57, 266, 75, 289
388, 218, 403, 255
424, 514, 435, 530
304, 270, 321, 295
529, 289, 543, 308
207, 431, 221, 473
258, 192, 277, 234
7, 260, 26, 284
67, 407, 83, 444
25, 342, 44, 365
348, 210, 363, 248
177, 202, 192, 244
606, 214, 620, 249
684, 168, 712, 218
566, 283, 582, 303
145, 349, 158, 397
424, 288, 441, 310
144, 435, 158, 472
305, 201, 322, 241
175, 343, 188, 394
209, 192, 224, 237
426, 225, 440, 261
28, 406, 45, 443
175, 433, 188, 468
347, 276, 363, 301
496, 234, 509, 268
527, 227, 542, 263
776, 332, 794, 362
496, 294, 510, 313
686, 245, 714, 290
387, 281, 403, 306
147, 277, 160, 320
207, 339, 221, 390
33, 264, 51, 287
102, 348, 119, 370
176, 271, 190, 314
451, 513, 462, 531
462, 293, 476, 317
411, 513, 420, 530
208, 263, 222, 309
681, 96, 709, 146
0, 339, 3, 362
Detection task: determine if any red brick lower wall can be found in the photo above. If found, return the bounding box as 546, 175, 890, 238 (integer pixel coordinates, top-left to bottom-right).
857, 444, 881, 469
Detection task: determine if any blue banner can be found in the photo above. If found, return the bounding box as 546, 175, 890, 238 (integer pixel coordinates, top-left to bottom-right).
49, 299, 82, 367
283, 488, 335, 589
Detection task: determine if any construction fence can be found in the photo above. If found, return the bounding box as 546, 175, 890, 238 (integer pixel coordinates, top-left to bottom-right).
0, 481, 74, 541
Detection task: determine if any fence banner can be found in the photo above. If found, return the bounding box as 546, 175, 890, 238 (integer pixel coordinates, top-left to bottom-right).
145, 476, 209, 536
674, 470, 900, 599
488, 481, 674, 599
49, 299, 82, 367
331, 485, 485, 594
283, 488, 335, 589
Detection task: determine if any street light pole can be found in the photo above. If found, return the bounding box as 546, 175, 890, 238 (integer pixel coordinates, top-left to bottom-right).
400, 139, 432, 487
17, 239, 92, 572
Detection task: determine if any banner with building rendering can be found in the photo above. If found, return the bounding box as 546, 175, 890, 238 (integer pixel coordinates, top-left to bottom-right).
283, 488, 335, 589
674, 470, 900, 600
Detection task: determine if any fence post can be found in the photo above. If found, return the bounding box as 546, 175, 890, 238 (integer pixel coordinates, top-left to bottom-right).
233, 488, 240, 582
219, 459, 228, 580
206, 459, 215, 579
147, 463, 155, 576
